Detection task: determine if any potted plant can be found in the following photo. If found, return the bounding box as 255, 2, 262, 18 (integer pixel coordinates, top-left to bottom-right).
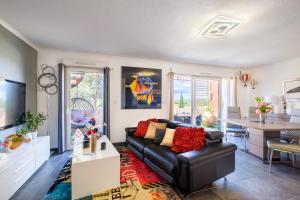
16, 127, 29, 137
255, 97, 272, 123
25, 112, 46, 139
16, 127, 31, 143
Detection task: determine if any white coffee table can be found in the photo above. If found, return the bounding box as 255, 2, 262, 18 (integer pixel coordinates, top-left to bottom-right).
72, 135, 120, 199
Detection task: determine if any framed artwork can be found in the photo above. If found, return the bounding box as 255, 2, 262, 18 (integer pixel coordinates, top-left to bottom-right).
283, 79, 300, 101
121, 66, 162, 109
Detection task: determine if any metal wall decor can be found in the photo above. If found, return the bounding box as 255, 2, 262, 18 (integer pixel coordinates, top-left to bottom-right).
38, 64, 58, 95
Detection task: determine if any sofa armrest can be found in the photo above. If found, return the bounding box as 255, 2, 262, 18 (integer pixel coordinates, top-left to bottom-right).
125, 127, 137, 137
178, 143, 236, 164
177, 143, 237, 192
205, 131, 224, 144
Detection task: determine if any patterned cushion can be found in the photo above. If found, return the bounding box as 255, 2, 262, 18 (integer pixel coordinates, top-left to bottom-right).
134, 118, 158, 137
171, 127, 205, 153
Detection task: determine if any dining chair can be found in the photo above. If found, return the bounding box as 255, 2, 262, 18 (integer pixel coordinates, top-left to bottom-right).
226, 107, 247, 150
280, 109, 300, 144
268, 109, 300, 173
248, 106, 258, 120
267, 139, 300, 174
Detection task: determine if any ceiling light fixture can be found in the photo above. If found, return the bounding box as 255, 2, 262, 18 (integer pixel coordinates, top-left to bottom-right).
200, 16, 245, 38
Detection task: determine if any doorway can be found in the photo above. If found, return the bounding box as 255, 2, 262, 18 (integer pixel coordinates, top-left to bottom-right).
65, 66, 104, 150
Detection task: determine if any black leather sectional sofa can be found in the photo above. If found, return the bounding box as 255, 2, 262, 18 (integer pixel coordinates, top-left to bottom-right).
125, 119, 237, 193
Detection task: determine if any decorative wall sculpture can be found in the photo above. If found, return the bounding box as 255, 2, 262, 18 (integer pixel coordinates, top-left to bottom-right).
38, 64, 58, 95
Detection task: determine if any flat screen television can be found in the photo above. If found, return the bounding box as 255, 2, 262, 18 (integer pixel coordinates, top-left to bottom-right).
0, 79, 26, 131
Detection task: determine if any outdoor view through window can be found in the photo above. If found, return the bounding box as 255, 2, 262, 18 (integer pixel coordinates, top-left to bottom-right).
70, 70, 104, 143
174, 75, 219, 126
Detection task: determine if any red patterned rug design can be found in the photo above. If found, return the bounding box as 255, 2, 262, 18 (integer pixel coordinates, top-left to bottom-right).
45, 146, 182, 200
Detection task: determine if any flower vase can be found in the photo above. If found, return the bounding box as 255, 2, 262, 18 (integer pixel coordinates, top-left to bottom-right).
91, 134, 97, 154
260, 113, 267, 124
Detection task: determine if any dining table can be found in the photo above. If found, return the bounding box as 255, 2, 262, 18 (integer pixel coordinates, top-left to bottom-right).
223, 118, 300, 163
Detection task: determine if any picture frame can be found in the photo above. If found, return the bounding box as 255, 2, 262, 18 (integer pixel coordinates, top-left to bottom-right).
121, 66, 162, 109
283, 79, 300, 101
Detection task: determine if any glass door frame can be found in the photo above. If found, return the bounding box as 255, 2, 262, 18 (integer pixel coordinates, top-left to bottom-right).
173, 75, 222, 127
64, 66, 104, 150
190, 76, 222, 126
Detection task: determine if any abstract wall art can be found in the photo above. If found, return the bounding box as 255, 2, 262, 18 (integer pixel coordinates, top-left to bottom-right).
121, 66, 162, 109
283, 79, 300, 101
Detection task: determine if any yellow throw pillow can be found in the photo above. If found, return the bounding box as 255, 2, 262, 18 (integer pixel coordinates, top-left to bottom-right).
160, 128, 176, 147
144, 122, 167, 139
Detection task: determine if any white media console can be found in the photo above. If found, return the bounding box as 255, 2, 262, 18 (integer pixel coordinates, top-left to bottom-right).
0, 136, 50, 200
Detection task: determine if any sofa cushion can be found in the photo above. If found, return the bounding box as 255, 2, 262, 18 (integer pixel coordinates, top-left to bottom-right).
154, 129, 165, 145
144, 144, 178, 175
127, 135, 153, 152
145, 122, 167, 139
134, 119, 158, 137
134, 120, 149, 137
171, 127, 205, 153
160, 128, 175, 147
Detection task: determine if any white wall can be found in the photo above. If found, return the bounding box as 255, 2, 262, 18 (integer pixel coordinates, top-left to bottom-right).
37, 49, 237, 147
39, 49, 300, 148
0, 24, 37, 140
236, 68, 255, 117
248, 57, 300, 113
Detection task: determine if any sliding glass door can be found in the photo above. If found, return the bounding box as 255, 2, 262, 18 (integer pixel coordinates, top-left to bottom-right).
173, 75, 221, 126
194, 78, 220, 126
174, 75, 192, 124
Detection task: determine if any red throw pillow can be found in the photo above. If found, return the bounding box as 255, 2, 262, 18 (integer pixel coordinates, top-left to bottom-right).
171, 127, 205, 153
134, 118, 158, 137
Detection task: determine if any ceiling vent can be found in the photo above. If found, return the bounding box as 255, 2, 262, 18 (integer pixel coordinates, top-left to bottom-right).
200, 16, 245, 37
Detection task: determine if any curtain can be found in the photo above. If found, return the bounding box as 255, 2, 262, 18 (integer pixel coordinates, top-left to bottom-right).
168, 72, 175, 120
103, 67, 110, 139
230, 77, 238, 107
58, 63, 66, 153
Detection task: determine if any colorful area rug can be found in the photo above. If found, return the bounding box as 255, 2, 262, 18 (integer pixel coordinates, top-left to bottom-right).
44, 147, 182, 200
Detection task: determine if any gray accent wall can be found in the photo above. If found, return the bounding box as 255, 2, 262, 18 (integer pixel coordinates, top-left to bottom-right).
0, 24, 37, 138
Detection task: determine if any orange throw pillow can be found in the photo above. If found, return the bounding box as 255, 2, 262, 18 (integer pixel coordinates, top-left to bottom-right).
171, 127, 205, 153
134, 118, 158, 137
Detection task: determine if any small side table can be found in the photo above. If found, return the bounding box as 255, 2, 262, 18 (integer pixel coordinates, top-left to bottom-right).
72, 136, 120, 199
